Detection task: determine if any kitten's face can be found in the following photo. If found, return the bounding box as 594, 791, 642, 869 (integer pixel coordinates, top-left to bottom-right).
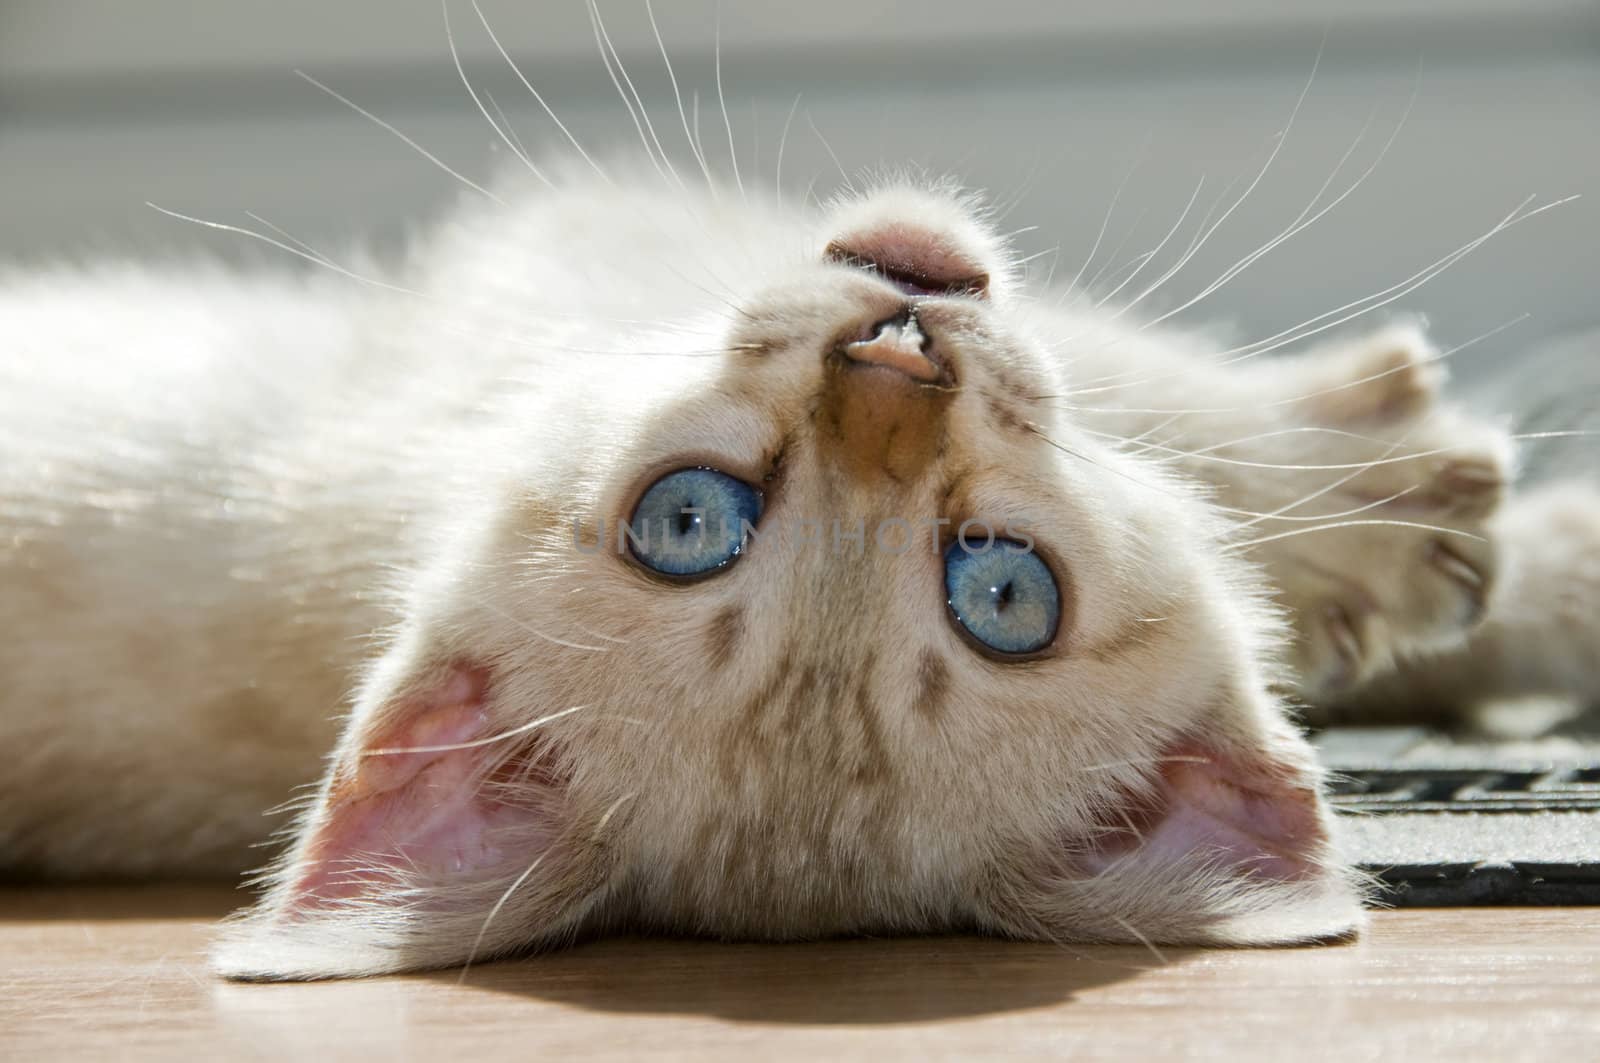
222, 185, 1360, 979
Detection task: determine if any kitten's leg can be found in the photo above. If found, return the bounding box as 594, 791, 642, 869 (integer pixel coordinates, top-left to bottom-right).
1334, 481, 1600, 717
1189, 323, 1516, 707
1061, 318, 1513, 710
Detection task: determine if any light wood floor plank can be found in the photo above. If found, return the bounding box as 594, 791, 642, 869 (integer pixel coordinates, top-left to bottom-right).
2, 887, 1596, 1060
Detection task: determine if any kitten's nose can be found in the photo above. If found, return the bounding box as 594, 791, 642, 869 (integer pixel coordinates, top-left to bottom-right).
841, 309, 942, 383
818, 305, 954, 483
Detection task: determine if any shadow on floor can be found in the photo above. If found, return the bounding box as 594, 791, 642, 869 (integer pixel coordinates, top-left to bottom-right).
426, 933, 1196, 1025
0, 884, 1199, 1023
0, 882, 243, 921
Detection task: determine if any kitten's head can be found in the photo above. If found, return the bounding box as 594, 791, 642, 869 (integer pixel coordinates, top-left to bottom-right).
217, 180, 1361, 979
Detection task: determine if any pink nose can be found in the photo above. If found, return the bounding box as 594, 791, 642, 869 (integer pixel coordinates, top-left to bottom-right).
842, 309, 942, 383
819, 305, 955, 482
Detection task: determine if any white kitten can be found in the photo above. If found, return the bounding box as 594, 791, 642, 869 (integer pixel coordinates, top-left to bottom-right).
1, 166, 1592, 979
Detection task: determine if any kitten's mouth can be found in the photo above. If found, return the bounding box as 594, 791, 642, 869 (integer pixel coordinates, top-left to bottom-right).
825, 227, 989, 299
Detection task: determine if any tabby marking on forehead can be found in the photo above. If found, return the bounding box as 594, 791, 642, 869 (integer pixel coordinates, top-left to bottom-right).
848, 652, 893, 786
720, 650, 797, 784
718, 642, 896, 790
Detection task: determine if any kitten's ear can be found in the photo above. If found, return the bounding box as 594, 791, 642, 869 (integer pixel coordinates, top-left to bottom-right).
1015, 733, 1363, 947
1086, 738, 1330, 882
213, 658, 611, 980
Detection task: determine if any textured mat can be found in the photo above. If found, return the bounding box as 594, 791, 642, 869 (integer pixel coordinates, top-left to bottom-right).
1317, 720, 1600, 905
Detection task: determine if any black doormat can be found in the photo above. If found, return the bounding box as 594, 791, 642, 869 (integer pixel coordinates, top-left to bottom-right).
1315, 717, 1600, 905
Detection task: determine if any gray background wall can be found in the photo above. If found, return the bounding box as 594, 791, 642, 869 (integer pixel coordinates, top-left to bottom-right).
3, 1, 1597, 377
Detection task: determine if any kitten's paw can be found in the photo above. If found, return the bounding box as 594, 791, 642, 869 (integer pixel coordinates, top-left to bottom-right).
1247, 326, 1512, 700
1287, 320, 1445, 425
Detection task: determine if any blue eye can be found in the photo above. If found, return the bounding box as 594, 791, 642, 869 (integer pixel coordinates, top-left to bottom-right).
944, 539, 1061, 656
628, 468, 763, 577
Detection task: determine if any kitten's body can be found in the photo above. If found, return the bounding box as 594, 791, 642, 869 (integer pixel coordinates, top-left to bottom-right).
2, 169, 1595, 977
1, 183, 852, 873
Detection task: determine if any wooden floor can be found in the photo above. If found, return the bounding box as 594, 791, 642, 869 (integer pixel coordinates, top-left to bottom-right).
2, 887, 1596, 1060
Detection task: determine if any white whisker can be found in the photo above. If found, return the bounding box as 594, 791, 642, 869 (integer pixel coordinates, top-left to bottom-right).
1071, 193, 1580, 396
458, 853, 547, 984
294, 70, 506, 205
473, 0, 611, 184
775, 93, 802, 201
1110, 913, 1169, 964
1147, 440, 1472, 471
1104, 40, 1327, 324
365, 704, 590, 757
590, 0, 683, 190
1040, 312, 1528, 417
591, 792, 638, 840
584, 0, 672, 187
807, 111, 856, 195
481, 90, 531, 161
442, 0, 552, 187
241, 211, 336, 263
1091, 177, 1206, 310
1221, 486, 1420, 526
471, 596, 613, 652
1141, 74, 1414, 331
1225, 519, 1485, 553
1513, 429, 1600, 441
646, 0, 715, 193
1080, 216, 1152, 295
714, 12, 746, 200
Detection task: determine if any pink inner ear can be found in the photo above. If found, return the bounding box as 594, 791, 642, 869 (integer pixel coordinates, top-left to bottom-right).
1087, 740, 1328, 882
289, 665, 556, 909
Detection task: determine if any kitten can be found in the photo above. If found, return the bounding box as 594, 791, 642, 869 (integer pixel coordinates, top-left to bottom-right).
1, 166, 1594, 980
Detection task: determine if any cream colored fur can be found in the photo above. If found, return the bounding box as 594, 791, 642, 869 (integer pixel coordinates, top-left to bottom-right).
1, 168, 1591, 978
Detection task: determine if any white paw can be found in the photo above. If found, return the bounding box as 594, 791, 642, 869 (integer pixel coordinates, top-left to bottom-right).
1242, 325, 1512, 699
